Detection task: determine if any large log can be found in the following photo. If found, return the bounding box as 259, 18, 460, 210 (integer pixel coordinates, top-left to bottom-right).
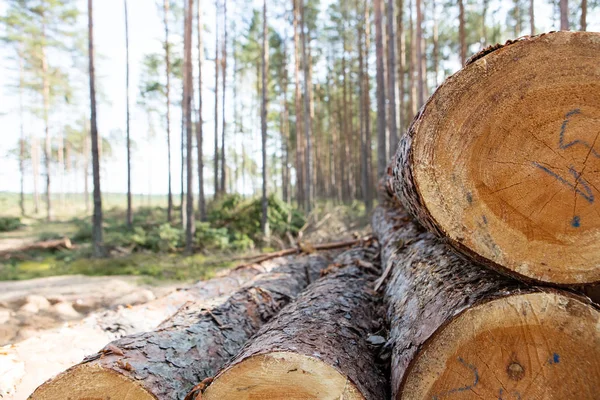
203, 244, 387, 400
29, 254, 332, 400
393, 31, 600, 284
4, 259, 287, 400
373, 204, 600, 399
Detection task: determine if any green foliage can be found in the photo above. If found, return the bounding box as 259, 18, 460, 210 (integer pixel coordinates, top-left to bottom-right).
0, 217, 22, 232
208, 194, 305, 242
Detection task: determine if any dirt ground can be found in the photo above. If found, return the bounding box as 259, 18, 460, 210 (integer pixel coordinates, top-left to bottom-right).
0, 275, 181, 346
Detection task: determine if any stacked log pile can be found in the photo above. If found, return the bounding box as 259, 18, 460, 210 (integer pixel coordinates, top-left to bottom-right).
28, 31, 600, 400
29, 255, 334, 400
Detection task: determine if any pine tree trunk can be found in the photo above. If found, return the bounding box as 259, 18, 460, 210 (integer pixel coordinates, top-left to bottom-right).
482, 0, 488, 46
432, 0, 439, 87
373, 203, 600, 400
41, 21, 52, 222
261, 0, 269, 238
293, 0, 304, 208
164, 0, 174, 223
220, 0, 227, 195
530, 0, 535, 35
397, 0, 405, 131
416, 0, 424, 106
30, 255, 332, 400
88, 0, 103, 258
204, 246, 388, 400
459, 0, 466, 64
300, 0, 313, 211
387, 0, 398, 158
214, 0, 220, 198
560, 0, 569, 30
408, 0, 417, 119
358, 0, 369, 211
83, 135, 89, 213
364, 4, 374, 196
184, 0, 195, 253
125, 0, 133, 228
580, 0, 587, 30
18, 51, 25, 216
375, 0, 388, 188
196, 0, 206, 220
392, 31, 600, 285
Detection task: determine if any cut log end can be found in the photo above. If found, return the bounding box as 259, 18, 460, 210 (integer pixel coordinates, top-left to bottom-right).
203, 352, 364, 400
396, 31, 600, 284
400, 291, 600, 400
28, 364, 155, 400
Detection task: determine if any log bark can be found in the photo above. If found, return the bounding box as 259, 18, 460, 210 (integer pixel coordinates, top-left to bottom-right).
373, 203, 600, 399
29, 255, 332, 400
203, 244, 387, 400
393, 31, 600, 285
4, 259, 286, 399
0, 238, 72, 258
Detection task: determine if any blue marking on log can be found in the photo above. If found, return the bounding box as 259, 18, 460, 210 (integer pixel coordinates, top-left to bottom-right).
432, 357, 479, 399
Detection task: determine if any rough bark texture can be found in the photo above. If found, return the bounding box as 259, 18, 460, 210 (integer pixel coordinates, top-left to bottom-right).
373, 202, 521, 398
30, 255, 331, 400
7, 259, 287, 400
373, 197, 600, 399
392, 32, 600, 284
204, 245, 387, 400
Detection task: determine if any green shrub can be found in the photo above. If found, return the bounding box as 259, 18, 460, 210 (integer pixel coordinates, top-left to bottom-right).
0, 217, 22, 232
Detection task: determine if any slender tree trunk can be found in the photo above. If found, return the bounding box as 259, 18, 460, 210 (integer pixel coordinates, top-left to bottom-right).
184, 0, 194, 253
358, 0, 368, 210
580, 0, 586, 30
432, 0, 439, 86
365, 1, 374, 199
83, 134, 89, 213
341, 42, 349, 202
180, 88, 185, 226
196, 0, 206, 220
387, 0, 398, 159
214, 0, 220, 198
293, 0, 305, 209
300, 0, 313, 211
459, 0, 466, 65
32, 138, 40, 214
530, 0, 535, 35
163, 0, 174, 223
408, 0, 417, 119
560, 0, 569, 30
88, 0, 104, 258
281, 42, 291, 204
261, 0, 269, 238
41, 19, 52, 222
57, 133, 64, 209
375, 0, 388, 185
397, 0, 405, 131
125, 0, 133, 228
220, 0, 227, 195
18, 51, 25, 216
482, 0, 488, 46
416, 0, 425, 105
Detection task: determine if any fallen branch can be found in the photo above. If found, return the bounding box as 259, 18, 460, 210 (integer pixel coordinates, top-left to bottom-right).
0, 237, 72, 258
233, 236, 373, 270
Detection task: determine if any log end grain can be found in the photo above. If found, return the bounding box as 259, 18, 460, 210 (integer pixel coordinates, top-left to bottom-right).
394, 31, 600, 285
203, 351, 364, 400
399, 291, 600, 399
28, 363, 156, 400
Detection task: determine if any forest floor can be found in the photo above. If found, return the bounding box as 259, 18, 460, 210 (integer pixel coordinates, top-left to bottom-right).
0, 193, 371, 348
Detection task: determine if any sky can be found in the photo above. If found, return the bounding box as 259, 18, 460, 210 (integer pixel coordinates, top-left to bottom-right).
0, 0, 597, 196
